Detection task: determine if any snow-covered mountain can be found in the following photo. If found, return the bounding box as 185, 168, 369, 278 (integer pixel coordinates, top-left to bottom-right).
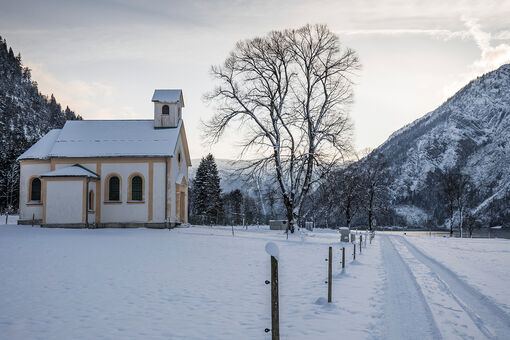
375, 64, 510, 226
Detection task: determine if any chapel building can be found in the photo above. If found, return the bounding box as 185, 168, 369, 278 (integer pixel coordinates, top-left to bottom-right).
17, 89, 190, 228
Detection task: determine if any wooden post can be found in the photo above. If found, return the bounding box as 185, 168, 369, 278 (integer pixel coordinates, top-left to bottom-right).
360, 235, 362, 254
342, 247, 345, 269
270, 256, 279, 340
353, 244, 356, 260
231, 225, 234, 237
328, 246, 332, 303
5, 211, 8, 225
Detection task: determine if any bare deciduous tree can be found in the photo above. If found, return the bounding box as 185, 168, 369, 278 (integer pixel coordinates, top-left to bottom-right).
324, 161, 363, 229
441, 170, 473, 237
338, 163, 364, 229
464, 212, 481, 238
454, 173, 473, 238
442, 170, 457, 236
359, 152, 388, 230
205, 24, 360, 232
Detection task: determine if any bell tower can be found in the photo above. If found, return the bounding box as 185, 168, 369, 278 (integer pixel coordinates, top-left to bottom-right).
151, 89, 184, 128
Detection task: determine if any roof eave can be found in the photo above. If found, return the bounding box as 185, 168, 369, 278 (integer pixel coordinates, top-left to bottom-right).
18, 157, 50, 161
40, 174, 99, 179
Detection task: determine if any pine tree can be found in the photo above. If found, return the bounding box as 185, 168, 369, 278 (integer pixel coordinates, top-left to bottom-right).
191, 154, 223, 224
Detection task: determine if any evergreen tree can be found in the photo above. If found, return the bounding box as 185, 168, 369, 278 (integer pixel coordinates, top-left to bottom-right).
190, 154, 223, 224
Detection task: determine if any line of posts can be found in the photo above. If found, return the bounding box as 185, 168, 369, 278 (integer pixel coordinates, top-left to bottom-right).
265, 231, 374, 338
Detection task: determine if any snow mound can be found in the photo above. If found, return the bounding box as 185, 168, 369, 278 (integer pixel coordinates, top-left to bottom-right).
265, 242, 279, 260
314, 297, 328, 305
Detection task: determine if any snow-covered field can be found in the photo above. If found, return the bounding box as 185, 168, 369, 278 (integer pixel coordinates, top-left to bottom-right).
405, 236, 510, 315
1, 223, 509, 339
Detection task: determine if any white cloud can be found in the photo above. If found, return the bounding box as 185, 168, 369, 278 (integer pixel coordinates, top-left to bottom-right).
338, 28, 469, 41
443, 17, 510, 98
463, 16, 510, 71
494, 30, 510, 40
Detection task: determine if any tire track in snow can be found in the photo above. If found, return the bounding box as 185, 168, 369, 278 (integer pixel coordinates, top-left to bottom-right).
400, 236, 510, 340
391, 236, 487, 339
380, 235, 442, 340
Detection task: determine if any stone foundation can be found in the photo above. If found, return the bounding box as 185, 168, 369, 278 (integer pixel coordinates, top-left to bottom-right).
19, 221, 179, 229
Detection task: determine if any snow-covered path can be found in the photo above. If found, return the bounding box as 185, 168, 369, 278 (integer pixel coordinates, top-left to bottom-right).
380, 236, 442, 339
381, 234, 510, 340
397, 236, 510, 339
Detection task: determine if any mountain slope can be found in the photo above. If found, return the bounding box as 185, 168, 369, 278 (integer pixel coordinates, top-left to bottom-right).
375, 64, 510, 226
0, 35, 82, 210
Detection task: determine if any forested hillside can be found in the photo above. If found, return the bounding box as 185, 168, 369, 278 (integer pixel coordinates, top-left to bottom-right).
374, 64, 510, 227
0, 36, 82, 211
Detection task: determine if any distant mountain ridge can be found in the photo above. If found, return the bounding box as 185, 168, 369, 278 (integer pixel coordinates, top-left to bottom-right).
374, 63, 510, 226
190, 158, 256, 192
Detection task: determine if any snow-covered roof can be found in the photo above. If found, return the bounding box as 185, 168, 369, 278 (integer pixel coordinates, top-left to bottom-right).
17, 129, 61, 160
40, 164, 100, 179
18, 120, 184, 159
151, 89, 184, 106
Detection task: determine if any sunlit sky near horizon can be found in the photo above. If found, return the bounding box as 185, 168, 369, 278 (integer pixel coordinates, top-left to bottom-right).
1, 0, 510, 159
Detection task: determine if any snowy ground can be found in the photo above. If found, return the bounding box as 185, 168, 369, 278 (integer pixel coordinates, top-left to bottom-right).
1, 223, 509, 339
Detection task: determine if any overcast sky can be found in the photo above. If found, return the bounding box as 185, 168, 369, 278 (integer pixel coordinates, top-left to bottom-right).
1, 0, 509, 159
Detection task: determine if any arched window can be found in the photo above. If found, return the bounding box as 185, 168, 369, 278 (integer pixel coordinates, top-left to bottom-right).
108, 176, 120, 201
30, 178, 41, 201
162, 105, 169, 115
131, 176, 143, 201
88, 190, 94, 211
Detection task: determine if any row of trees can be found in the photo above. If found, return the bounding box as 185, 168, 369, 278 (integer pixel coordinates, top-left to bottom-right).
301, 152, 389, 230
441, 171, 480, 237
189, 154, 267, 226
188, 151, 393, 231
189, 150, 486, 236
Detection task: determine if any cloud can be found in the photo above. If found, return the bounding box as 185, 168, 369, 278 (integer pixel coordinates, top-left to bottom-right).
338, 28, 468, 41
443, 17, 510, 98
494, 30, 510, 40
463, 16, 510, 71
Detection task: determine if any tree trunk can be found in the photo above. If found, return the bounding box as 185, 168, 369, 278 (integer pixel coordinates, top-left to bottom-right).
285, 204, 296, 233
449, 206, 454, 236
368, 191, 374, 231
345, 202, 351, 229
459, 206, 464, 238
